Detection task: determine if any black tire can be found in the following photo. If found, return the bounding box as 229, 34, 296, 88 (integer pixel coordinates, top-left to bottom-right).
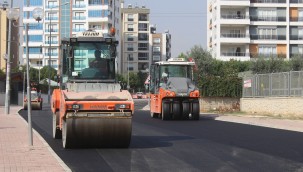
172, 101, 181, 120
192, 102, 200, 120
162, 102, 171, 120
53, 111, 62, 139
150, 112, 159, 118
182, 102, 190, 120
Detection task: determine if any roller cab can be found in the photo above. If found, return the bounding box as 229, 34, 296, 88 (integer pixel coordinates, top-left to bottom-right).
148, 58, 200, 120
52, 30, 134, 148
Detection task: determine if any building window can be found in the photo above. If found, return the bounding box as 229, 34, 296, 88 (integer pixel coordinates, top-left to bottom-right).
139, 13, 148, 21
153, 38, 161, 44
138, 23, 148, 31
128, 14, 134, 21
89, 24, 102, 30
153, 56, 161, 61
138, 53, 149, 60
24, 0, 42, 6
127, 44, 134, 51
24, 47, 42, 54
138, 43, 148, 51
127, 24, 134, 31
138, 33, 148, 41
259, 45, 277, 56
138, 63, 148, 71
153, 46, 161, 52
88, 10, 102, 17
74, 12, 85, 20
88, 0, 101, 5
24, 35, 42, 42
126, 34, 134, 41
73, 24, 85, 32
127, 54, 134, 61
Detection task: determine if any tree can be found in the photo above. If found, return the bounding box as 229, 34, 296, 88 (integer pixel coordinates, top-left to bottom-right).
40, 66, 57, 82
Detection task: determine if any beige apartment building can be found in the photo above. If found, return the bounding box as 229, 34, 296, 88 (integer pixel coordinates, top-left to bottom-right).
121, 4, 150, 74
207, 0, 303, 61
0, 9, 7, 71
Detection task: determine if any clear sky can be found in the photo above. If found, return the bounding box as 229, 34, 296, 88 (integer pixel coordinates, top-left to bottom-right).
124, 0, 207, 58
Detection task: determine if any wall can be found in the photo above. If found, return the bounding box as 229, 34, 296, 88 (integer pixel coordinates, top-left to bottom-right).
200, 97, 240, 112
241, 97, 303, 116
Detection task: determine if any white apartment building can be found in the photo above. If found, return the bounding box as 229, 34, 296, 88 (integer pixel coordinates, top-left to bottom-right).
22, 0, 121, 70
207, 0, 303, 61
121, 4, 150, 74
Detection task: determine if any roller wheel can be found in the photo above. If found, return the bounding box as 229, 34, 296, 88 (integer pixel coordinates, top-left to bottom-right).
182, 102, 190, 120
150, 112, 159, 118
62, 119, 69, 148
192, 102, 200, 120
172, 102, 181, 120
53, 112, 62, 139
62, 117, 132, 148
162, 102, 171, 120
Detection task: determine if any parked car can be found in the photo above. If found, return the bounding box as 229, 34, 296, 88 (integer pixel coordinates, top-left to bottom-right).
136, 92, 143, 99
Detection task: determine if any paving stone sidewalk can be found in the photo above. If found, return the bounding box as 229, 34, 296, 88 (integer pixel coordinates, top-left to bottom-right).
0, 106, 70, 172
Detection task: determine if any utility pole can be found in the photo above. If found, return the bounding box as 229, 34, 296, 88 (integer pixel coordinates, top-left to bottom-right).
4, 0, 13, 115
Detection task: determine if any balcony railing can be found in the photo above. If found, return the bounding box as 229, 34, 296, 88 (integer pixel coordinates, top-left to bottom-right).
221, 14, 248, 19
250, 0, 286, 3
44, 53, 58, 56
45, 28, 58, 32
290, 17, 303, 22
45, 41, 59, 44
290, 35, 303, 40
250, 16, 286, 22
250, 53, 287, 58
250, 34, 286, 40
73, 28, 85, 32
222, 52, 248, 56
73, 16, 86, 20
45, 17, 59, 20
221, 33, 248, 38
290, 0, 303, 3
73, 4, 86, 8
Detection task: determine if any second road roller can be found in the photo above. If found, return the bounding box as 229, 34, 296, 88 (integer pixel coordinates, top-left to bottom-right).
51, 28, 134, 148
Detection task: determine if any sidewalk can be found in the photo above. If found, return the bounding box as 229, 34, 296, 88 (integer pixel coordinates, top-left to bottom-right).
0, 106, 70, 172
202, 113, 303, 133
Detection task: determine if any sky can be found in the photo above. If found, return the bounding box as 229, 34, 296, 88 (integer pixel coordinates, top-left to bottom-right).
124, 0, 207, 58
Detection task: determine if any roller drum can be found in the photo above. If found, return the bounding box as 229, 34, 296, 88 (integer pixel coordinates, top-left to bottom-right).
63, 117, 132, 148
23, 102, 41, 110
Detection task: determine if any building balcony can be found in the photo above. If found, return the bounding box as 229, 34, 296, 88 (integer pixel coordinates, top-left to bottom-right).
72, 4, 86, 8
220, 0, 250, 7
221, 33, 248, 38
45, 28, 59, 32
250, 34, 286, 40
250, 16, 286, 22
44, 52, 59, 56
250, 0, 286, 3
72, 16, 86, 20
44, 41, 59, 44
221, 16, 250, 25
250, 53, 287, 58
220, 52, 251, 61
290, 17, 303, 22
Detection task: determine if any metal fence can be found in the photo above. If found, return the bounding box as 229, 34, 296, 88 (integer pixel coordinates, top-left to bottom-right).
242, 71, 303, 97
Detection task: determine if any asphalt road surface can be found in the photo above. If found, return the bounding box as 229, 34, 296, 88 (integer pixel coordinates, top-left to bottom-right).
19, 99, 303, 172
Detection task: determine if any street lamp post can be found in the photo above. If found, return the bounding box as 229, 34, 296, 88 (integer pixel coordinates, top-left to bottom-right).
7, 7, 44, 146
47, 2, 69, 103
4, 0, 12, 115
